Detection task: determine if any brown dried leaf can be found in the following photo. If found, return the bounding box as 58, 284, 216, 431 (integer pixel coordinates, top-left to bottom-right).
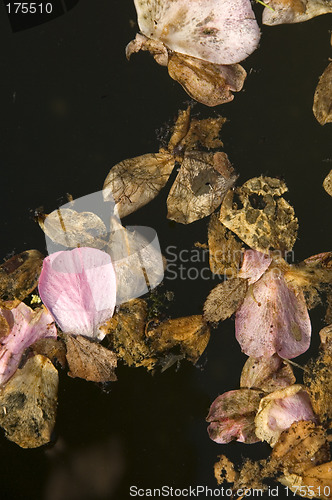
219, 176, 298, 253
146, 315, 210, 364
103, 152, 175, 218
0, 250, 44, 309
175, 117, 226, 153
0, 355, 58, 448
313, 63, 332, 126
39, 208, 107, 249
240, 354, 296, 393
323, 170, 332, 196
31, 337, 66, 368
167, 107, 191, 154
203, 278, 248, 323
208, 213, 243, 277
168, 52, 247, 107
102, 299, 156, 370
167, 151, 237, 224
64, 335, 117, 383
304, 326, 332, 429
262, 0, 332, 25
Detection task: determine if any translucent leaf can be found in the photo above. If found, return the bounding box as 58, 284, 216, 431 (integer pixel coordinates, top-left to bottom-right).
167, 151, 237, 224
0, 250, 44, 309
133, 0, 260, 65
103, 152, 175, 218
219, 176, 298, 253
0, 355, 58, 448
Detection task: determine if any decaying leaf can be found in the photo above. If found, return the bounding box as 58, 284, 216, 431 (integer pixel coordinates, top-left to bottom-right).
235, 264, 312, 359
38, 247, 117, 340
167, 151, 237, 224
280, 462, 332, 500
31, 337, 66, 368
132, 0, 260, 65
146, 315, 210, 364
208, 213, 243, 277
207, 389, 263, 444
0, 250, 44, 309
304, 325, 332, 429
126, 33, 169, 66
64, 335, 117, 383
323, 170, 332, 196
255, 385, 317, 446
240, 354, 296, 393
167, 53, 247, 107
38, 208, 107, 249
0, 303, 57, 386
103, 152, 175, 218
262, 0, 332, 25
313, 62, 332, 126
219, 176, 298, 253
203, 278, 248, 323
102, 299, 156, 370
214, 455, 237, 485
0, 355, 58, 448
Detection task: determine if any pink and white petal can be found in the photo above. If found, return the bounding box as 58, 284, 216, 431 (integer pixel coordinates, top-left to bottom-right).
238, 249, 272, 285
134, 0, 260, 65
255, 385, 317, 446
235, 268, 311, 359
38, 248, 116, 339
0, 303, 56, 386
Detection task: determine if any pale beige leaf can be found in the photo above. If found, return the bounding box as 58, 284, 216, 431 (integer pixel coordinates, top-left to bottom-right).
240, 354, 296, 393
0, 355, 58, 448
167, 151, 237, 224
220, 176, 298, 253
168, 52, 247, 107
203, 278, 248, 323
313, 63, 332, 126
103, 152, 175, 218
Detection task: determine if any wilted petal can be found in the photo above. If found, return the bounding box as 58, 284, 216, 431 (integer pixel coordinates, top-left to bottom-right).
263, 0, 332, 25
235, 266, 311, 359
0, 303, 56, 385
167, 53, 247, 106
238, 249, 272, 285
207, 389, 262, 444
134, 0, 260, 65
240, 354, 295, 393
38, 247, 116, 340
255, 385, 317, 446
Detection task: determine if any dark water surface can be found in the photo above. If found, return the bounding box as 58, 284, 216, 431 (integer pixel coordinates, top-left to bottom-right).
0, 1, 331, 499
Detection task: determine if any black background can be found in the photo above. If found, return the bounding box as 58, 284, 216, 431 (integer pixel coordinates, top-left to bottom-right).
0, 1, 331, 499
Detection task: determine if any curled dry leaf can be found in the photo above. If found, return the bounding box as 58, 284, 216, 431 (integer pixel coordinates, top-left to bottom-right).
167, 53, 247, 107
126, 33, 169, 66
203, 278, 248, 323
313, 62, 332, 126
208, 213, 243, 277
323, 170, 332, 196
207, 389, 263, 444
219, 176, 298, 253
103, 152, 175, 218
262, 0, 332, 25
304, 325, 332, 429
133, 0, 260, 65
0, 355, 58, 448
167, 151, 237, 224
146, 315, 210, 365
64, 334, 117, 383
240, 354, 296, 393
0, 303, 57, 386
235, 264, 311, 359
0, 250, 44, 309
38, 247, 117, 340
255, 385, 317, 447
39, 208, 107, 250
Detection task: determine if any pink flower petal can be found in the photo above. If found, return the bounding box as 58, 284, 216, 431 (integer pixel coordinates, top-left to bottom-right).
235, 267, 311, 359
38, 248, 116, 339
0, 303, 56, 385
255, 385, 317, 446
238, 249, 272, 285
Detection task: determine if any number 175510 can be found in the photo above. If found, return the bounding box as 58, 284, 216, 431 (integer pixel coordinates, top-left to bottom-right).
6, 3, 53, 14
